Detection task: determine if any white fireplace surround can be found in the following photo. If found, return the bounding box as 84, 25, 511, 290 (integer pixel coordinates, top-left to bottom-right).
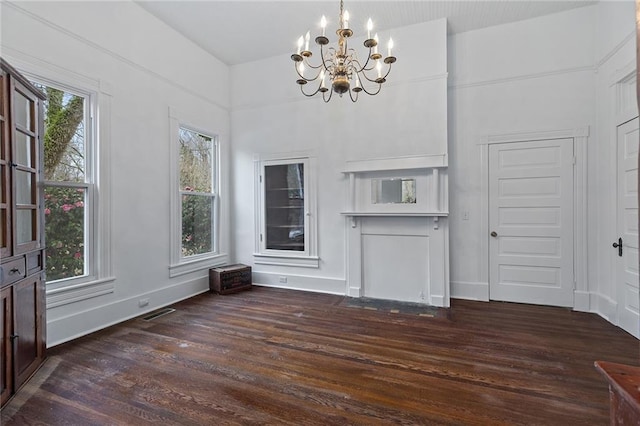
342, 155, 450, 307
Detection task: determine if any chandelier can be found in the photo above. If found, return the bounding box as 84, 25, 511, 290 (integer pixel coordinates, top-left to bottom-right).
291, 0, 396, 102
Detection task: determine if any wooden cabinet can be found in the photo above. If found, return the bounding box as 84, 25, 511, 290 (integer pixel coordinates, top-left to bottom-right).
0, 58, 46, 408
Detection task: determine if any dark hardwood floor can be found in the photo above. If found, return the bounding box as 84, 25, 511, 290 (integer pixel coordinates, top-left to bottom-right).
2, 286, 638, 425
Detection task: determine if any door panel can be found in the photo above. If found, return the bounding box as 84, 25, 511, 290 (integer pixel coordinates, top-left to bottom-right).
616, 117, 639, 337
14, 275, 44, 388
0, 286, 12, 406
489, 139, 574, 307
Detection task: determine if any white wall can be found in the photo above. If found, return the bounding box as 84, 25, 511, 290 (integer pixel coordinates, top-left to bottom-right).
591, 1, 637, 323
448, 6, 597, 298
1, 1, 231, 346
449, 1, 638, 334
230, 19, 448, 294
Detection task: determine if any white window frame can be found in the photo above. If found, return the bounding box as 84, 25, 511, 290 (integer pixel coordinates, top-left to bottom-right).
17, 61, 115, 308
254, 154, 319, 268
169, 108, 227, 277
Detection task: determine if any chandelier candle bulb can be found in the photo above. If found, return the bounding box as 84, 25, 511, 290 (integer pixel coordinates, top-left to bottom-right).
297, 36, 303, 54
321, 15, 327, 36
374, 33, 379, 54
344, 10, 349, 29
388, 38, 393, 57
305, 31, 310, 52
367, 18, 373, 39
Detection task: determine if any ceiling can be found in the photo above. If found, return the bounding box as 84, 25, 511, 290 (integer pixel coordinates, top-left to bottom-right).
136, 1, 597, 66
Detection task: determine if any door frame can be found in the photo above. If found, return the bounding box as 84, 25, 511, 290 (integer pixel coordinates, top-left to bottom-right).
478, 127, 589, 309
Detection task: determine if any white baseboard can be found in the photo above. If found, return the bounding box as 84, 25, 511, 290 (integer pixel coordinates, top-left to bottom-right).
47, 276, 209, 348
348, 286, 362, 297
573, 290, 591, 312
252, 271, 346, 295
590, 292, 618, 325
429, 294, 448, 308
451, 281, 489, 301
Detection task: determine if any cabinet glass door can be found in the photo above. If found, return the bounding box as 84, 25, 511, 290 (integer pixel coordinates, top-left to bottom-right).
12, 81, 39, 254
264, 162, 305, 252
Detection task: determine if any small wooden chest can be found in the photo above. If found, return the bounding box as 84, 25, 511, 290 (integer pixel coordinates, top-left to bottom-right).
209, 264, 252, 294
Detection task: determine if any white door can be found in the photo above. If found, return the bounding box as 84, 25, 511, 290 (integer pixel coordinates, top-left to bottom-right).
489, 139, 574, 307
616, 117, 639, 338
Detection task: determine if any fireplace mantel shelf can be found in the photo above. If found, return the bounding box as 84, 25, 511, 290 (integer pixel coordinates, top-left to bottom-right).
341, 211, 449, 217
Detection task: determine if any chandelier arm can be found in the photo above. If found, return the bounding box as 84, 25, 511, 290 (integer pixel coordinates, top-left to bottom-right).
359, 70, 384, 83
348, 88, 359, 102
351, 49, 373, 74
303, 59, 325, 70
319, 45, 336, 72
358, 81, 383, 96
295, 63, 323, 82
322, 88, 334, 103
381, 63, 393, 79
300, 83, 323, 97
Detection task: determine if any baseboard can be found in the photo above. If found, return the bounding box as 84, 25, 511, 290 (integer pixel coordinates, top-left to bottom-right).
573, 290, 591, 312
348, 286, 362, 297
451, 281, 489, 301
590, 292, 618, 325
47, 276, 209, 347
429, 294, 448, 308
251, 271, 346, 295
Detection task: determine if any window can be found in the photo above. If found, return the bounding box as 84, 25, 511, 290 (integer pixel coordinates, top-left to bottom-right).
179, 127, 217, 258
168, 109, 226, 277
255, 156, 318, 268
32, 81, 92, 283
20, 66, 112, 308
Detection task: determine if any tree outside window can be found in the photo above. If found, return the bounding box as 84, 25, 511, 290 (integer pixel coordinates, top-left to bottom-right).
33, 82, 89, 282
179, 127, 217, 258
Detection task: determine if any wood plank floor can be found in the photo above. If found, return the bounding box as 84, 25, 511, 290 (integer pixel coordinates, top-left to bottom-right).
2, 286, 638, 425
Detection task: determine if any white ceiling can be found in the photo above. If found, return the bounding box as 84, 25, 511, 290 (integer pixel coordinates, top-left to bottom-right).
136, 1, 597, 66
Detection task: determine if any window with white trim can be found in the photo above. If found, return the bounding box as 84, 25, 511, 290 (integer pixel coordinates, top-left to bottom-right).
31, 80, 94, 284
255, 156, 318, 268
179, 127, 218, 258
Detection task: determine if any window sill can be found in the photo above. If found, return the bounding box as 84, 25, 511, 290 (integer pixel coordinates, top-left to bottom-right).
169, 253, 228, 278
46, 276, 116, 309
253, 253, 319, 268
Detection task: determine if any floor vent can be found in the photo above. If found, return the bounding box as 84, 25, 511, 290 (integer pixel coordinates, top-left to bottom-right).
142, 308, 176, 321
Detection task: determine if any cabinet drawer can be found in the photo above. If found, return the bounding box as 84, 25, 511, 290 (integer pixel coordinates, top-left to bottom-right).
1, 258, 26, 286
26, 251, 43, 276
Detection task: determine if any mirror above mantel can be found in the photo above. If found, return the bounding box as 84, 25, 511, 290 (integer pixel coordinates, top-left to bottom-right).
341, 154, 448, 225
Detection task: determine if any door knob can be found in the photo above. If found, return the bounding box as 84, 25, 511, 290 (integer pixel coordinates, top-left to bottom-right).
490, 231, 498, 237
613, 237, 623, 257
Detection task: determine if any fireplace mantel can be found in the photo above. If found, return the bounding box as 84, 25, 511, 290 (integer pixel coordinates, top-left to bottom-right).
343, 154, 450, 307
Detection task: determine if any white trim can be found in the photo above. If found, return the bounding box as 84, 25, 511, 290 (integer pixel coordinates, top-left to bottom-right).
46, 277, 116, 308
169, 107, 228, 275
253, 253, 319, 268
479, 127, 589, 145
169, 253, 228, 278
596, 30, 635, 70
47, 276, 210, 347
479, 127, 589, 309
341, 212, 449, 217
2, 3, 229, 112
254, 154, 319, 267
449, 66, 594, 91
451, 281, 489, 301
251, 272, 345, 295
343, 154, 447, 173
13, 59, 115, 306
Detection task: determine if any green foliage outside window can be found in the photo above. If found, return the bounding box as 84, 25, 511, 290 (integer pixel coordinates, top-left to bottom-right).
34, 82, 87, 283
179, 128, 215, 257
44, 187, 85, 281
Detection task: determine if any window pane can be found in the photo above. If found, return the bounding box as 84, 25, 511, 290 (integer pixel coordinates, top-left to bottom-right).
15, 170, 34, 205
14, 131, 33, 168
44, 186, 86, 281
33, 83, 85, 182
181, 194, 213, 257
16, 209, 34, 244
265, 163, 305, 251
14, 90, 31, 130
179, 128, 212, 192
